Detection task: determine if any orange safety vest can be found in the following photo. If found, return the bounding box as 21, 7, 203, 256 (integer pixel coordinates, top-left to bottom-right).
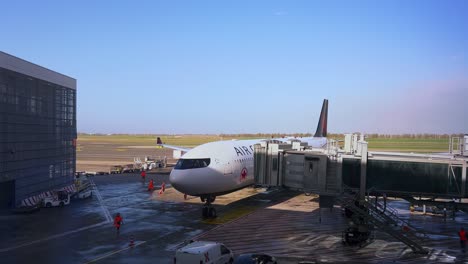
459, 230, 467, 241
114, 216, 122, 227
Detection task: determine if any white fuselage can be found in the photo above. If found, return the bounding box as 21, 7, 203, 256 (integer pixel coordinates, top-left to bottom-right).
169, 137, 326, 197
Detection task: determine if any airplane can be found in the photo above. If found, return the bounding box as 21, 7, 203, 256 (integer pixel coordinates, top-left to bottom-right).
157, 99, 329, 218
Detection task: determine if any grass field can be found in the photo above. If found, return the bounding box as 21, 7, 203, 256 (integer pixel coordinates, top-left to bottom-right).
78, 134, 257, 147
365, 137, 449, 152
78, 134, 453, 153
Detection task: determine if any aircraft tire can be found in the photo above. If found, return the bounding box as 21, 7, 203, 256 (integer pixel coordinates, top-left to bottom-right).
202, 206, 208, 218
209, 207, 217, 218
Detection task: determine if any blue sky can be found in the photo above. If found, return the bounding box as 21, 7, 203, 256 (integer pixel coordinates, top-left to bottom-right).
1, 0, 467, 134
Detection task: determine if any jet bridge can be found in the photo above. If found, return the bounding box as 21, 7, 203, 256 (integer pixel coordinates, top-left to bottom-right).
254, 135, 468, 200
254, 135, 468, 253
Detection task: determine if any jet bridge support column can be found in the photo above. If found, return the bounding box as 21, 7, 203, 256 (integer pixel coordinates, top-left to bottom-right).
359, 140, 368, 201
462, 161, 467, 198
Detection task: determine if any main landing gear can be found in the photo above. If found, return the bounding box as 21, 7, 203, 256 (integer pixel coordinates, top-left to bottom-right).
200, 195, 217, 218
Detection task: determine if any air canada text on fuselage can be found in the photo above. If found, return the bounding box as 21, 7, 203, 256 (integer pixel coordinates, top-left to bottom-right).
234, 145, 254, 156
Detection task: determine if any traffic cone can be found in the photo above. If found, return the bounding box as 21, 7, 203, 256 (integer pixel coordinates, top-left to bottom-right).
129, 236, 135, 247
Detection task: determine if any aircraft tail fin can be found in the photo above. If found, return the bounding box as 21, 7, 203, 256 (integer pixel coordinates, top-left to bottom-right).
314, 99, 328, 138
156, 137, 191, 152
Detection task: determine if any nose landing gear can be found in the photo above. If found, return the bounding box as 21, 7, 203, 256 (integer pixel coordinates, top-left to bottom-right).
201, 195, 217, 218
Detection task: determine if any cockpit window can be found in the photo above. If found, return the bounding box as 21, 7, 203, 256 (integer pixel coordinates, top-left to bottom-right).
174, 158, 210, 170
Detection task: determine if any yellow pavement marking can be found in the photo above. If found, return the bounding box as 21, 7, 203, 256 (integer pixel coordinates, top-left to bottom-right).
202, 206, 257, 225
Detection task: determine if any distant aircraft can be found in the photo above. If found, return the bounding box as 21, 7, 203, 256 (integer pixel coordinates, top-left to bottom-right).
157, 99, 329, 218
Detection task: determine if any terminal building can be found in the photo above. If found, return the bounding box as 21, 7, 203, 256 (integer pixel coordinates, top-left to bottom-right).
0, 51, 77, 209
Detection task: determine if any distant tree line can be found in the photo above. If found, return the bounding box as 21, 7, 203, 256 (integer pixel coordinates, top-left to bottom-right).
215, 133, 466, 139
78, 132, 465, 139
363, 133, 465, 139
217, 133, 313, 138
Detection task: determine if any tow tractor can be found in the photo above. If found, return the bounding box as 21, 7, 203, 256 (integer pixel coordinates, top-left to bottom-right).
43, 191, 71, 207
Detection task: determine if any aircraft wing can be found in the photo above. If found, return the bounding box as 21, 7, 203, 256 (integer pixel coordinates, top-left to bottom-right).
157, 137, 191, 152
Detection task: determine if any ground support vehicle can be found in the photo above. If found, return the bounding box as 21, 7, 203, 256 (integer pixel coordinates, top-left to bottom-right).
75, 174, 91, 192
110, 165, 124, 174
73, 186, 93, 199
174, 241, 234, 264
233, 253, 277, 264
122, 164, 138, 173
43, 191, 70, 207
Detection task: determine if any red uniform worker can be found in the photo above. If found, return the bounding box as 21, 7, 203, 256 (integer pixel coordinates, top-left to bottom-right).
459, 227, 467, 252
141, 170, 146, 180
148, 179, 154, 191
114, 213, 123, 234
159, 182, 166, 195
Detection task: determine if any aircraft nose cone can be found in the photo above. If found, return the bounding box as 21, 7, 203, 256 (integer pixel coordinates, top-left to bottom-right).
169, 167, 219, 196
169, 170, 185, 193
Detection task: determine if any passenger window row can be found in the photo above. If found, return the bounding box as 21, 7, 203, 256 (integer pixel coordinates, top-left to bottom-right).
235, 157, 253, 163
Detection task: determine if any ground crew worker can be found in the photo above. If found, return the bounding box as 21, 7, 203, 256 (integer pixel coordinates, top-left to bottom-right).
159, 181, 166, 195
148, 179, 154, 191
459, 227, 467, 252
114, 213, 123, 234
140, 170, 146, 181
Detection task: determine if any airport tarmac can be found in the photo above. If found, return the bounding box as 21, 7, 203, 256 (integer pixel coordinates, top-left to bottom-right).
2, 173, 468, 263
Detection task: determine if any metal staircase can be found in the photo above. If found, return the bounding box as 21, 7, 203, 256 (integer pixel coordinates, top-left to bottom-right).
338, 190, 428, 254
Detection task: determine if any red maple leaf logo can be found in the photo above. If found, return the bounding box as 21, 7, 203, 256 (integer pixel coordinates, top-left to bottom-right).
240, 168, 247, 181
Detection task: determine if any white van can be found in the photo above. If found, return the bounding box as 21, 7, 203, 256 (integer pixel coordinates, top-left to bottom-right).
174, 241, 234, 264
